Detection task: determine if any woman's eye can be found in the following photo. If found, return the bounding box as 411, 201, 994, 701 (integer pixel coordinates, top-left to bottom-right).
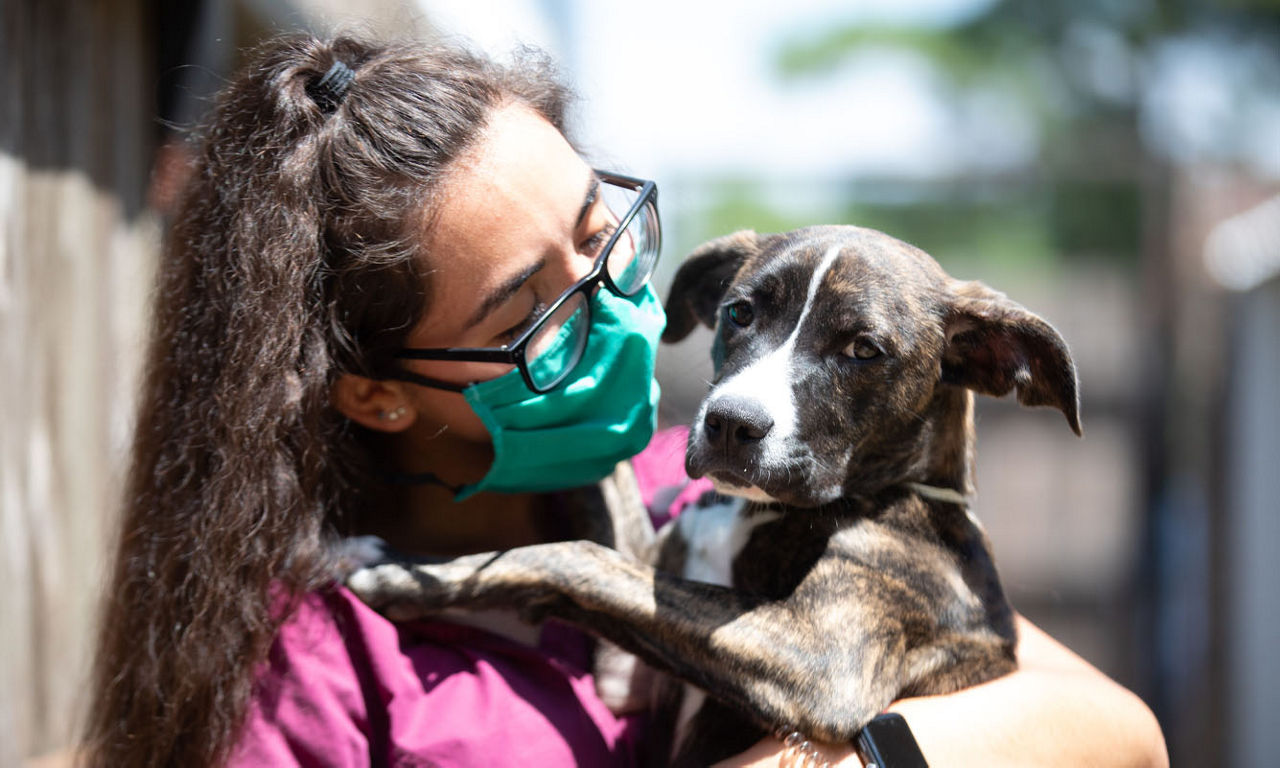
724, 301, 754, 328
497, 302, 546, 345
842, 337, 883, 360
582, 223, 618, 257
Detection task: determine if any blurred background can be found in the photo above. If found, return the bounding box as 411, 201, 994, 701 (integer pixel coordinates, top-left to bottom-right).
2, 0, 1278, 765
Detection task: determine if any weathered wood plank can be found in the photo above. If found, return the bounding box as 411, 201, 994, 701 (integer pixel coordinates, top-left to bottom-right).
0, 0, 155, 762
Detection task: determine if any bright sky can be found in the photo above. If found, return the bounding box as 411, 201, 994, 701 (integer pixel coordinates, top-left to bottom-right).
419, 0, 1280, 181
419, 0, 1026, 180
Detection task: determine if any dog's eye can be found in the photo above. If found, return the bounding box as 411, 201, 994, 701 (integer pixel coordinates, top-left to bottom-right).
843, 338, 882, 360
725, 301, 754, 328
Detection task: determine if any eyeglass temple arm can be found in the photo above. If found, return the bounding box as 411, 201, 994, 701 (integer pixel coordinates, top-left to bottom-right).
388, 370, 472, 393
395, 348, 516, 362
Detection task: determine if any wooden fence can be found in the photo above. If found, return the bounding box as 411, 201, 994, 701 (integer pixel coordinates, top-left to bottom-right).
0, 1, 156, 761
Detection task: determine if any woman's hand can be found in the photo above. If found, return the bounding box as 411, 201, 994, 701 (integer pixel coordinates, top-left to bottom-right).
714, 615, 1169, 768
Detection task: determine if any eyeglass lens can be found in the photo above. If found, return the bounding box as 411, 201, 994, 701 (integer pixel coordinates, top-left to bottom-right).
525, 291, 590, 391
601, 184, 660, 296
522, 184, 657, 391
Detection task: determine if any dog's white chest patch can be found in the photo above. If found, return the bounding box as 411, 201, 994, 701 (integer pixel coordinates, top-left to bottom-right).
672, 497, 781, 752
677, 497, 779, 587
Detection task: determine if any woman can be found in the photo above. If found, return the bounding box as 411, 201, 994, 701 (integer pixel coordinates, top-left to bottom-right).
84, 34, 1166, 767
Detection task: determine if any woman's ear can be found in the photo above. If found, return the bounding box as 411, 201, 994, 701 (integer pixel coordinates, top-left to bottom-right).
332, 373, 417, 432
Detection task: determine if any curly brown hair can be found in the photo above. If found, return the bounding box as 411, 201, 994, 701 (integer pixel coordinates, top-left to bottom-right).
84, 34, 569, 767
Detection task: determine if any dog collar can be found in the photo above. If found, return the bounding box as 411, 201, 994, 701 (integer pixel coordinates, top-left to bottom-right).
903, 482, 970, 507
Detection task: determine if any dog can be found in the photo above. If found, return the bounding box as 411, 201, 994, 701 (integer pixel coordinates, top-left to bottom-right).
346, 225, 1082, 766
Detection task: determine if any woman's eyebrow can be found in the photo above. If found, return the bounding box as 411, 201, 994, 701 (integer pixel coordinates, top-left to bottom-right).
464, 175, 600, 333
464, 257, 546, 331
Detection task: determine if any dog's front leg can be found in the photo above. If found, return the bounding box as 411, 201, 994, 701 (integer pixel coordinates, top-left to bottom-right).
347, 540, 900, 741
346, 540, 662, 624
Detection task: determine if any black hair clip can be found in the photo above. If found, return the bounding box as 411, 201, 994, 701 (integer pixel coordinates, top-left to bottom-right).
307, 60, 355, 114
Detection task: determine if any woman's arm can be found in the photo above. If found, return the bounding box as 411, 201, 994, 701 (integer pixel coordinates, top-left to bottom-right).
715, 615, 1169, 768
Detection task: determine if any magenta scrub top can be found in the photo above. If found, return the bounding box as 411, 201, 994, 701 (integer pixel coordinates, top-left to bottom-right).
229, 427, 711, 767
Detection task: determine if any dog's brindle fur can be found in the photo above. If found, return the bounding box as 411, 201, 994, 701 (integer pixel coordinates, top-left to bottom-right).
347, 225, 1082, 766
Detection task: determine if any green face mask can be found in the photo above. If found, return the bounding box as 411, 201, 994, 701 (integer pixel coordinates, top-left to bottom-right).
454, 284, 665, 500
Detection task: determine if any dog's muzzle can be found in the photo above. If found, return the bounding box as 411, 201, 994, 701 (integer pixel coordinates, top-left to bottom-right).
687, 394, 776, 486
704, 394, 773, 453
686, 389, 843, 507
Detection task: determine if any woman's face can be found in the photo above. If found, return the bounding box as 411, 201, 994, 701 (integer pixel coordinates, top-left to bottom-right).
397, 103, 616, 444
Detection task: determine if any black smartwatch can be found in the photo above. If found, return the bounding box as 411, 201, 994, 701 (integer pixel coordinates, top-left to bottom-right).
855, 713, 929, 767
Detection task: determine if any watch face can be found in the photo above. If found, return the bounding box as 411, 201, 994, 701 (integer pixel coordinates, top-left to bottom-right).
856, 713, 929, 768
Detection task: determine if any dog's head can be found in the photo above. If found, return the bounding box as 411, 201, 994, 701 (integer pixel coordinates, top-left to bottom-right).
664, 225, 1081, 508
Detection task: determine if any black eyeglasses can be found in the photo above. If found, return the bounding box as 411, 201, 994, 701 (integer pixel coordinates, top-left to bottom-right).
393, 170, 661, 394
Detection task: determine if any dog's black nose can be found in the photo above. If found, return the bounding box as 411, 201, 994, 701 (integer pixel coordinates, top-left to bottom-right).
703, 395, 774, 447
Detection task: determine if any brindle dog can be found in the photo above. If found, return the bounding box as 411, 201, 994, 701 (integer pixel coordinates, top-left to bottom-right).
347, 225, 1082, 766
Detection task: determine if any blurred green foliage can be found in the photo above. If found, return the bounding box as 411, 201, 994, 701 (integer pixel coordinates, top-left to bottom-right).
679, 0, 1278, 275
690, 178, 825, 244
1049, 179, 1142, 257
684, 177, 1061, 276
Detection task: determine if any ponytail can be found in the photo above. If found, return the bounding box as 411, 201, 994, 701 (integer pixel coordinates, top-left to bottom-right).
84, 34, 570, 767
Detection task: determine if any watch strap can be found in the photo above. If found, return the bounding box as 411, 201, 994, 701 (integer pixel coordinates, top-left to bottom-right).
855, 712, 929, 768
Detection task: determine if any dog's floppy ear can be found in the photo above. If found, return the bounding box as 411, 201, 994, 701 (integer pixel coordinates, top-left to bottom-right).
662, 230, 759, 343
942, 280, 1082, 436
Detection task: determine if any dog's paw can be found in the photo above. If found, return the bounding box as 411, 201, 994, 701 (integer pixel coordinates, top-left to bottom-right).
336, 536, 434, 620
345, 560, 419, 615
344, 549, 477, 621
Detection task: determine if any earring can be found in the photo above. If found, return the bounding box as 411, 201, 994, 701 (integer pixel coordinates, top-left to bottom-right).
379, 405, 408, 422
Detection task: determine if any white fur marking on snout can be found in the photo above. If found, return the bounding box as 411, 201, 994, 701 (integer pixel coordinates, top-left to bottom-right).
699, 245, 845, 467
